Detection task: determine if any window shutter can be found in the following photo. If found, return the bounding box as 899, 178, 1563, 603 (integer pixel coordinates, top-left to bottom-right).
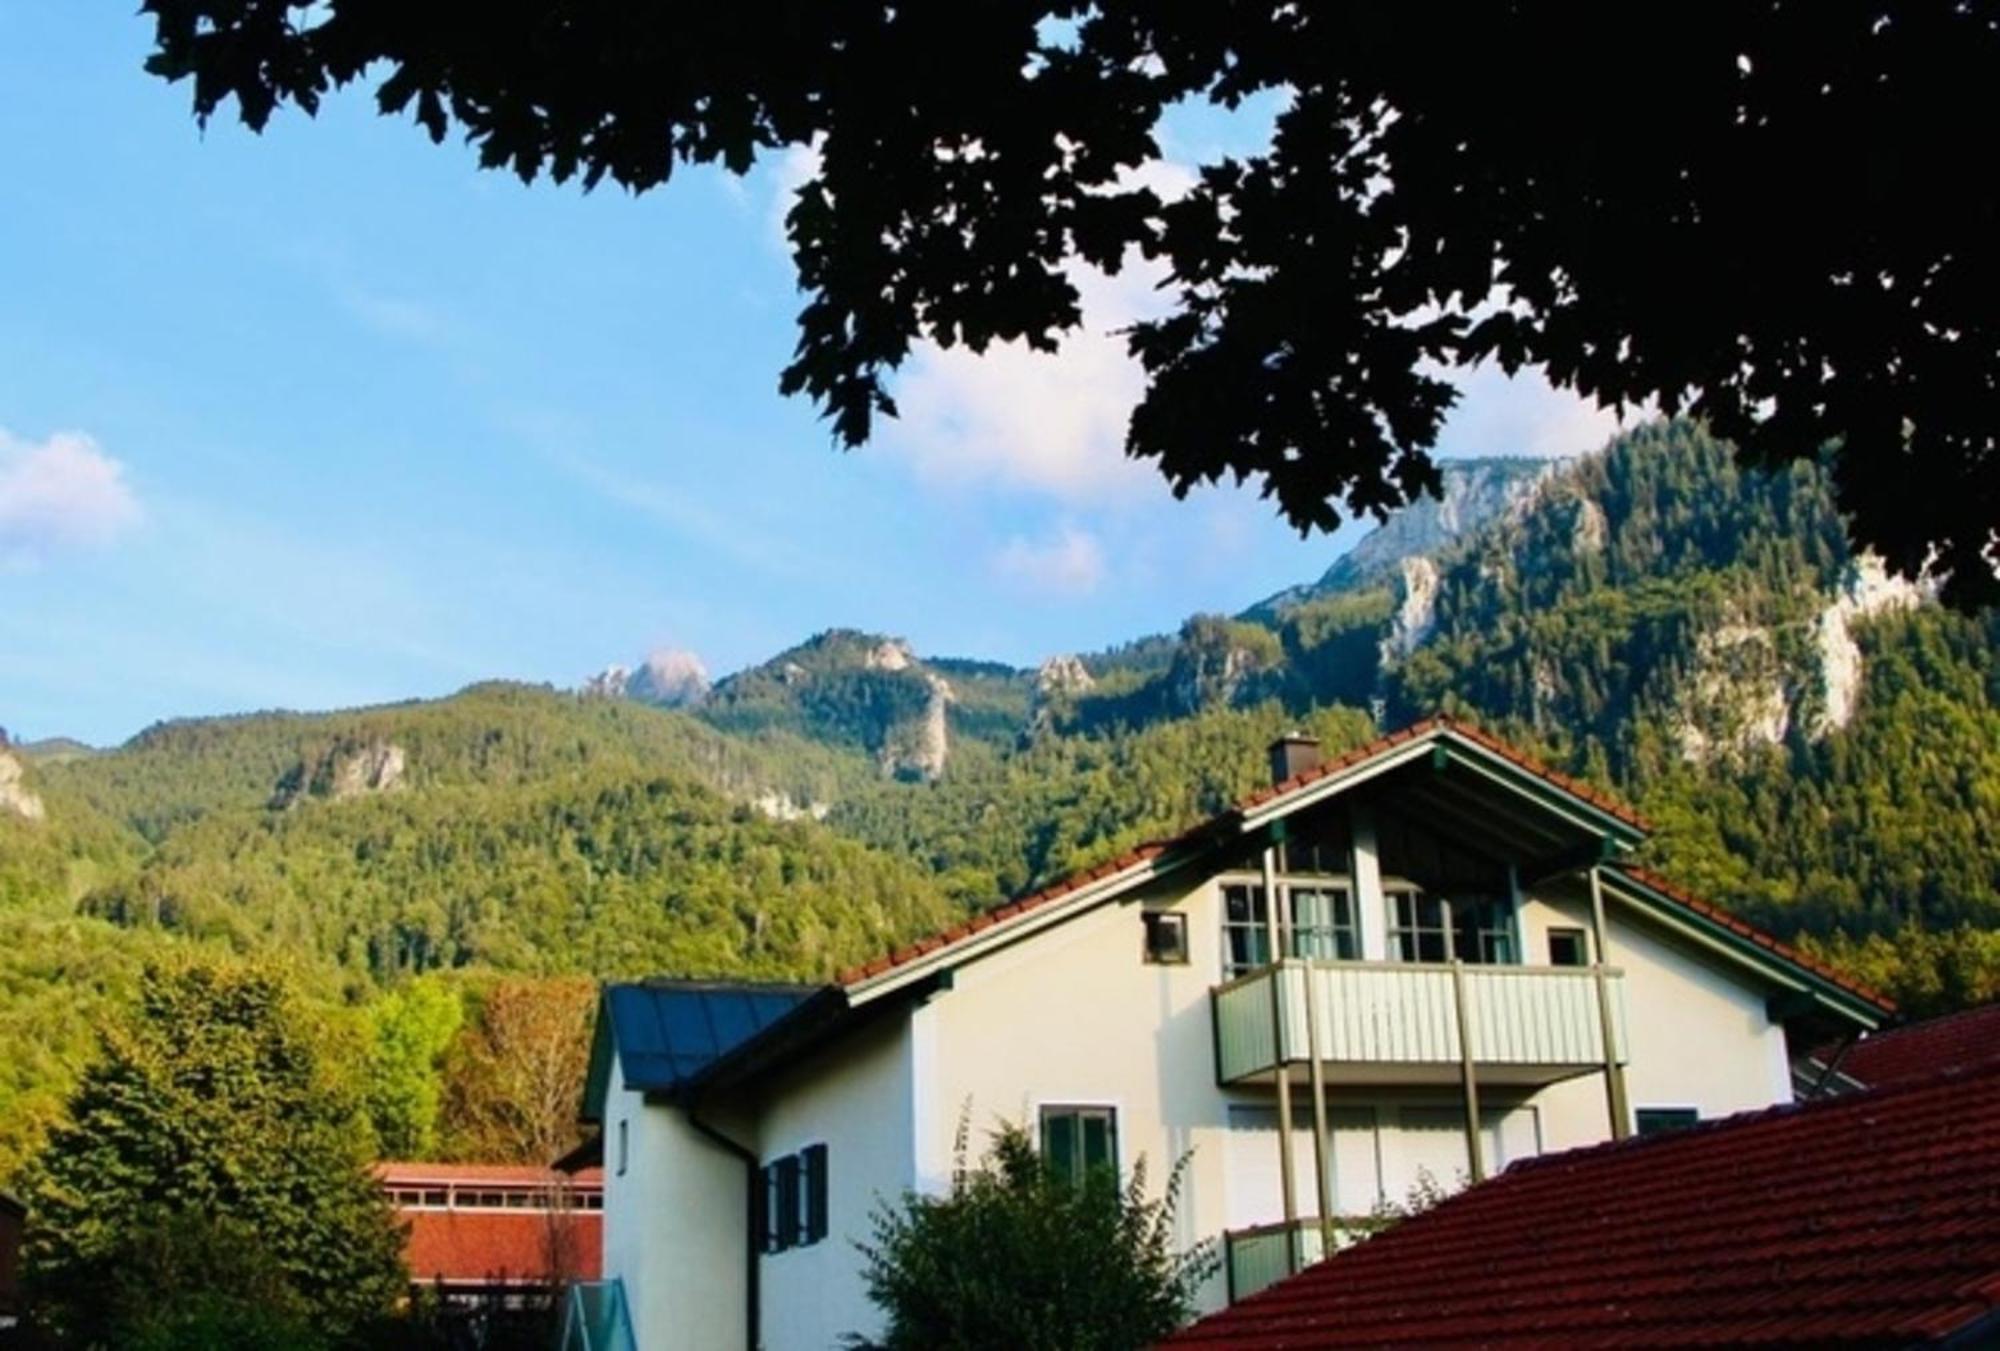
775, 1155, 801, 1250
804, 1144, 829, 1243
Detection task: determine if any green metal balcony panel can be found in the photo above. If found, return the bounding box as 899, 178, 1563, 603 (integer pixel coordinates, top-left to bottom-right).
1214, 962, 1627, 1084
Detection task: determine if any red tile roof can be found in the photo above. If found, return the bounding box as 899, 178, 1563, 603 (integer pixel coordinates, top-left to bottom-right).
378, 1162, 604, 1187
1612, 866, 1894, 1013
1162, 1059, 2000, 1349
378, 1161, 603, 1187
1831, 1002, 2000, 1088
401, 1207, 602, 1287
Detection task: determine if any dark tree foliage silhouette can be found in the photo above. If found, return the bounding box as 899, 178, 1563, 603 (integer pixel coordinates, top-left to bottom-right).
139, 4, 1999, 606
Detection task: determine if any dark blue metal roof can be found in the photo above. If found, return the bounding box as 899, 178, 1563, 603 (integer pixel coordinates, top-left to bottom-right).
603, 981, 823, 1095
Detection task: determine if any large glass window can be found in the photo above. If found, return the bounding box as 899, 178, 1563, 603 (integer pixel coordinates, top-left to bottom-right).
1041, 1105, 1118, 1185
1221, 884, 1272, 978
1452, 896, 1518, 964
1386, 889, 1517, 964
1387, 888, 1450, 962
1223, 882, 1358, 973
1289, 885, 1358, 960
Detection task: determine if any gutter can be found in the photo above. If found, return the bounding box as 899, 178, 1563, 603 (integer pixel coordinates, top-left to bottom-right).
685, 1097, 760, 1351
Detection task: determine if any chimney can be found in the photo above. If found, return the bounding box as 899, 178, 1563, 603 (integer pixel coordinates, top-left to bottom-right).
1268, 732, 1322, 786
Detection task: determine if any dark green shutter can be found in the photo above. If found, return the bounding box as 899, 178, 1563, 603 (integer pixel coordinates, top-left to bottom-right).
775, 1155, 801, 1250
804, 1144, 828, 1243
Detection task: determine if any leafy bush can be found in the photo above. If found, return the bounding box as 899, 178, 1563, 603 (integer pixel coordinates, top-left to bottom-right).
851, 1121, 1216, 1351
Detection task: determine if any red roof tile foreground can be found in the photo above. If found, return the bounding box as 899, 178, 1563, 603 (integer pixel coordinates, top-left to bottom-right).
1831, 1002, 2000, 1088
1163, 1060, 2000, 1349
1613, 866, 1894, 1013
402, 1208, 602, 1287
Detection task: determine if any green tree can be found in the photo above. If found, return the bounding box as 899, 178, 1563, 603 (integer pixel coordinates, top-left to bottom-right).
365, 975, 464, 1158
20, 959, 407, 1345
852, 1121, 1215, 1351
139, 5, 2000, 606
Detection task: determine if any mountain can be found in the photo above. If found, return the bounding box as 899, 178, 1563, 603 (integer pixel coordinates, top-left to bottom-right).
1, 420, 1994, 1179
1245, 455, 1559, 619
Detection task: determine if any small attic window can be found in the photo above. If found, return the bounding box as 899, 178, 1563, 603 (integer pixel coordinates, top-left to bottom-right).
1143, 911, 1190, 965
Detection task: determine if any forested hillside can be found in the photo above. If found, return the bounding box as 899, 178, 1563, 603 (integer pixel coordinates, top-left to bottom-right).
1, 419, 1993, 1183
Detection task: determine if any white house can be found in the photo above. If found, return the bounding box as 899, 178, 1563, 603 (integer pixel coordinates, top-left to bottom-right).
571, 719, 1890, 1351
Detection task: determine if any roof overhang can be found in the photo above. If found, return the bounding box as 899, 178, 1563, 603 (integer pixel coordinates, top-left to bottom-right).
1600, 868, 1890, 1030
843, 845, 1204, 1006
1240, 728, 1649, 854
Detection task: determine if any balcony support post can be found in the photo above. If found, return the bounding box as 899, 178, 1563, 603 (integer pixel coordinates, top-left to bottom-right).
1449, 958, 1486, 1184
1260, 843, 1301, 1269
1588, 866, 1633, 1140
1301, 958, 1337, 1253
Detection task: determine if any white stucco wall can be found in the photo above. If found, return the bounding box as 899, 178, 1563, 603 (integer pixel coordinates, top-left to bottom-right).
751, 1013, 916, 1351
1517, 882, 1795, 1150
599, 1056, 750, 1351
611, 819, 1815, 1345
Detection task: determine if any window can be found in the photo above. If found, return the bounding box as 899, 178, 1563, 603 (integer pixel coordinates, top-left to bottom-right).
1288, 885, 1357, 960
1142, 911, 1190, 965
1548, 927, 1589, 967
1223, 881, 1357, 975
760, 1144, 829, 1253
1040, 1106, 1117, 1185
1387, 888, 1450, 962
1636, 1108, 1699, 1137
1451, 895, 1518, 965
616, 1119, 628, 1177
1386, 889, 1516, 964
1221, 884, 1272, 978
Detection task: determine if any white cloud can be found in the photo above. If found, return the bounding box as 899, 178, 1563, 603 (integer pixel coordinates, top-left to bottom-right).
1431, 362, 1636, 461
991, 524, 1108, 594
0, 428, 143, 566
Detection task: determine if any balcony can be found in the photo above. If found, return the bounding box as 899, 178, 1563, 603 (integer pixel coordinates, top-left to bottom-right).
1213, 959, 1627, 1087
1224, 1217, 1386, 1303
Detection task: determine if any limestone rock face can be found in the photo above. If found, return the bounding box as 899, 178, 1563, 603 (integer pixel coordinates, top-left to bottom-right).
862, 639, 914, 673
582, 665, 631, 699
0, 750, 46, 821
272, 738, 408, 809
1675, 622, 1791, 763
1378, 556, 1441, 667
1812, 555, 1925, 735
625, 649, 712, 707
881, 672, 954, 782
1025, 654, 1097, 738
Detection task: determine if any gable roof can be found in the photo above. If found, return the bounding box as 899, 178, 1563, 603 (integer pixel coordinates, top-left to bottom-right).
836, 718, 1889, 1023
1162, 1057, 2000, 1349
1829, 1001, 2000, 1089
582, 979, 824, 1121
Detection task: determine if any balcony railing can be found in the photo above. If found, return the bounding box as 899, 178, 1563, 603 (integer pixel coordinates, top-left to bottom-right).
1213, 959, 1627, 1086
1224, 1216, 1387, 1302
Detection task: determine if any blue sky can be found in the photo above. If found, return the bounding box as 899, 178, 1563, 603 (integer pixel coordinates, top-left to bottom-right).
0, 4, 1620, 747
